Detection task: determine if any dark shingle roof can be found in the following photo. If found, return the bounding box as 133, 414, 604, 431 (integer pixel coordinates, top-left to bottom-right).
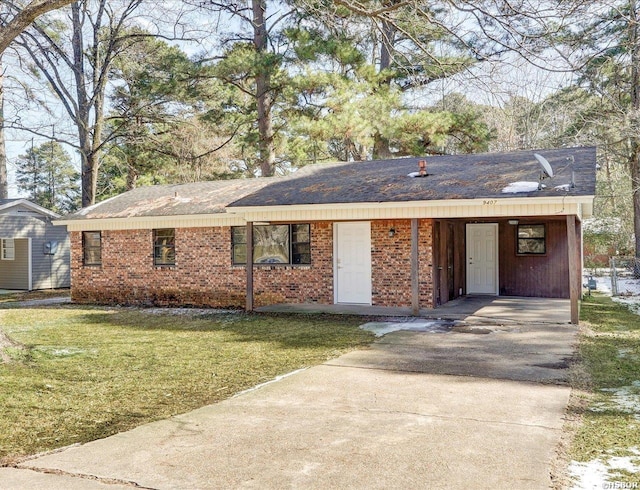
62, 147, 597, 221
63, 179, 272, 221
228, 147, 597, 208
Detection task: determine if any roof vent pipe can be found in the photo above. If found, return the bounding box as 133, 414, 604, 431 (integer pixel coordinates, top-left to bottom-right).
418, 159, 427, 177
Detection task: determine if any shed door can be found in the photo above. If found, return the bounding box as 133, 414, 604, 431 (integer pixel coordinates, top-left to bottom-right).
0, 238, 30, 290
334, 222, 372, 304
466, 223, 498, 295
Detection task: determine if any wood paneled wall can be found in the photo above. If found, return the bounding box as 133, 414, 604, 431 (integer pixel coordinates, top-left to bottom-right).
434, 217, 574, 302
498, 218, 570, 298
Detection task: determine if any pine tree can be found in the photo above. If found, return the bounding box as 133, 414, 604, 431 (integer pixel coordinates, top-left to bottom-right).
15, 141, 80, 214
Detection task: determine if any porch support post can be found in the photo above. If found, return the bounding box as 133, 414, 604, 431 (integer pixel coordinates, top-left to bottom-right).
566, 215, 579, 324
411, 218, 420, 315
246, 221, 254, 312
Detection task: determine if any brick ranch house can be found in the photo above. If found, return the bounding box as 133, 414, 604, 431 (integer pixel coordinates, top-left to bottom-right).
56, 147, 597, 323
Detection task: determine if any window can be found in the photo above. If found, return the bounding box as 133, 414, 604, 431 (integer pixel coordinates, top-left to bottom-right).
232, 224, 311, 265
291, 224, 311, 264
517, 224, 546, 255
153, 229, 176, 266
82, 231, 102, 266
1, 239, 15, 260
231, 226, 247, 265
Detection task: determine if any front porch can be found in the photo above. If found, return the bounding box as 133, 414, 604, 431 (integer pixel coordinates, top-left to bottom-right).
256, 295, 571, 324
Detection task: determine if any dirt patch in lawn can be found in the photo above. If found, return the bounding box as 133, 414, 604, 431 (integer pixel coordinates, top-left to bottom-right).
0, 330, 25, 363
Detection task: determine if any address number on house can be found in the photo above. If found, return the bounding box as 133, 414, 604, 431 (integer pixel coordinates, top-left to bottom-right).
482, 200, 498, 205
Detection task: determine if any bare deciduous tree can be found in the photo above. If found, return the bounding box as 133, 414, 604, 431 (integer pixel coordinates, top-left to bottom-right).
14, 0, 145, 206
0, 57, 7, 198
1, 1, 77, 199
0, 0, 75, 54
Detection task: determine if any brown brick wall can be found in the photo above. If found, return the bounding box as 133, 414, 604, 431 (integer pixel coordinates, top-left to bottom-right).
253, 222, 333, 306
71, 228, 246, 307
370, 219, 434, 309
371, 220, 412, 306
419, 219, 435, 307
70, 223, 334, 308
70, 219, 434, 309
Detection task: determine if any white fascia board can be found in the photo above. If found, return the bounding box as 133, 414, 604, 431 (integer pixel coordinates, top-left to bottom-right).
231, 195, 596, 219
54, 213, 246, 231
0, 199, 60, 219
231, 195, 594, 212
581, 200, 594, 219
53, 195, 596, 231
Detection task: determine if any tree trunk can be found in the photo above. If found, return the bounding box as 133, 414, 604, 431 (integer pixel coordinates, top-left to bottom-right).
629, 0, 640, 259
0, 57, 8, 199
252, 0, 276, 177
71, 3, 95, 207
631, 146, 640, 260
373, 2, 396, 160
127, 154, 139, 190
0, 0, 75, 55
373, 135, 393, 160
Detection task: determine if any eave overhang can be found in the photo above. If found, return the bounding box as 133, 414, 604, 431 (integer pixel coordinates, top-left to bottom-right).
53, 212, 246, 232
230, 195, 595, 223
54, 195, 594, 232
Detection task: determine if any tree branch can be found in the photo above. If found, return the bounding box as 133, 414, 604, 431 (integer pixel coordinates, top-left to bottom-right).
0, 0, 75, 54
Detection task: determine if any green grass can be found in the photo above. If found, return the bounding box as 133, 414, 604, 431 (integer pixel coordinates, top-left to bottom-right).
570, 294, 640, 483
0, 305, 373, 463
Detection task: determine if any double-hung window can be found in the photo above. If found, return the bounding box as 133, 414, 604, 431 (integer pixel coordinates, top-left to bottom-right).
232, 224, 311, 265
82, 231, 102, 266
153, 229, 176, 266
1, 238, 15, 260
517, 224, 546, 255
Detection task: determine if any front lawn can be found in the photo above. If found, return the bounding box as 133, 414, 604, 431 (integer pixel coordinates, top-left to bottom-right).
0, 305, 373, 464
568, 294, 640, 486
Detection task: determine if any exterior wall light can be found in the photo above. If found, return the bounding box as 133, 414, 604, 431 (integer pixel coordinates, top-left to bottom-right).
389, 228, 396, 237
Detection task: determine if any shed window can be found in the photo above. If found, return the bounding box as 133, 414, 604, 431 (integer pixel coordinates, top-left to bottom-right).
153, 229, 175, 266
82, 231, 102, 266
517, 224, 546, 255
232, 224, 311, 265
1, 238, 15, 260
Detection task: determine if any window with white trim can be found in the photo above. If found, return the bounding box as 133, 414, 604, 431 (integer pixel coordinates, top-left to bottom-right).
1, 239, 15, 260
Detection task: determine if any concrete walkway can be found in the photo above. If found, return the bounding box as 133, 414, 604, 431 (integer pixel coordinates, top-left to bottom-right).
4, 322, 577, 489
257, 296, 572, 324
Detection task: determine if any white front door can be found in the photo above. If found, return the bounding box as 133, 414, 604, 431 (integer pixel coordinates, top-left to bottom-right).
466, 223, 499, 295
334, 222, 372, 304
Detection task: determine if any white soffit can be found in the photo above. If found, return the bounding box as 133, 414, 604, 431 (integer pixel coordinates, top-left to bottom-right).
54, 196, 595, 231
233, 196, 595, 222
54, 213, 246, 231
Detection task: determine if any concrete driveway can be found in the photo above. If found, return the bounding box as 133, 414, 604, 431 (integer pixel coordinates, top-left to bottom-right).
4, 321, 577, 489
